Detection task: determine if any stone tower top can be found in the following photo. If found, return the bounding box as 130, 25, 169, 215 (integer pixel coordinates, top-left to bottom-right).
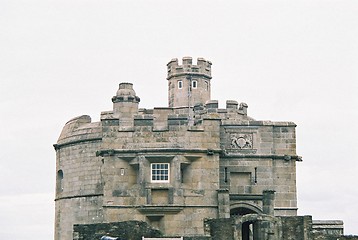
112, 82, 140, 103
112, 82, 140, 118
166, 57, 212, 80
167, 57, 212, 108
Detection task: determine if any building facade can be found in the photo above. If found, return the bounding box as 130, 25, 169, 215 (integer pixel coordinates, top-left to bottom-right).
54, 57, 343, 240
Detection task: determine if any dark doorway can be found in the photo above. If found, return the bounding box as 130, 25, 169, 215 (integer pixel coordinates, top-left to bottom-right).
242, 221, 253, 240
241, 221, 260, 240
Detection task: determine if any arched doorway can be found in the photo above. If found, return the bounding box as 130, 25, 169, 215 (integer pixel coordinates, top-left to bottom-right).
230, 204, 262, 240
232, 213, 281, 240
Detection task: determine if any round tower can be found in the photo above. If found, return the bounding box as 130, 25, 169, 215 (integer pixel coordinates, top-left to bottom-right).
167, 57, 212, 107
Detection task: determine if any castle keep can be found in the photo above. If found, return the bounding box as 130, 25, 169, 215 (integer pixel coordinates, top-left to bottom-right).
54, 57, 345, 240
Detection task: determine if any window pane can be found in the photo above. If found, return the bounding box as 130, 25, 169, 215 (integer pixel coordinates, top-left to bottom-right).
151, 163, 170, 182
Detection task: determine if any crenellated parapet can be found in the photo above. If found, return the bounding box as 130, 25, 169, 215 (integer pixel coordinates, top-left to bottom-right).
101, 98, 251, 132
167, 57, 212, 80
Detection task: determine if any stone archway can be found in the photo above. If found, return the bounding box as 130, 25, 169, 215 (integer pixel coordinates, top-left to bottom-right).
230, 203, 262, 240
230, 202, 262, 216
232, 214, 282, 240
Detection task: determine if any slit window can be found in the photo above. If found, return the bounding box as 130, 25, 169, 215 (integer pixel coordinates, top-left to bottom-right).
192, 80, 197, 89
57, 170, 64, 192
178, 81, 183, 89
224, 167, 228, 183
151, 163, 170, 183
205, 81, 209, 91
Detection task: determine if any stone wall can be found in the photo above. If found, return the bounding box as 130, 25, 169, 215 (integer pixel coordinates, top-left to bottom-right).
280, 216, 312, 240
73, 220, 215, 240
312, 235, 358, 240
96, 97, 223, 236
54, 115, 104, 240
205, 218, 234, 240
219, 121, 298, 217
73, 221, 162, 240
73, 217, 358, 240
312, 220, 344, 237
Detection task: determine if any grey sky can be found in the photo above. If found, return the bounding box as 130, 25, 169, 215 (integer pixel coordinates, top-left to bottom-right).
0, 0, 357, 238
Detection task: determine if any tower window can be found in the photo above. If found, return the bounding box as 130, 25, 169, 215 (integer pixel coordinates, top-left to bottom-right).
192, 80, 197, 89
178, 81, 183, 89
151, 163, 170, 183
57, 170, 64, 192
205, 81, 209, 91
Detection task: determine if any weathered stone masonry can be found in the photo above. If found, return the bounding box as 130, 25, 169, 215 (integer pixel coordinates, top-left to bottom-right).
55, 57, 347, 240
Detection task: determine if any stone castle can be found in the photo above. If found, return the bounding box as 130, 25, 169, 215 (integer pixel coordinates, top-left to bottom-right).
54, 57, 348, 240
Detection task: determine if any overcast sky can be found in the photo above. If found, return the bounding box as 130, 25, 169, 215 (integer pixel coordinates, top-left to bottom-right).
0, 0, 357, 239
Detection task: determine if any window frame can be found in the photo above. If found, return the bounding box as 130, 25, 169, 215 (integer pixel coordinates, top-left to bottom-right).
151, 163, 170, 183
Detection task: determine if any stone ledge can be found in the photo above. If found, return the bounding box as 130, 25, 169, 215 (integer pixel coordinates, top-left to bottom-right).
96, 148, 222, 156
55, 193, 103, 201
275, 207, 299, 211
136, 205, 184, 214
221, 153, 302, 161
312, 220, 344, 229
103, 205, 218, 210
222, 121, 297, 127
54, 137, 102, 150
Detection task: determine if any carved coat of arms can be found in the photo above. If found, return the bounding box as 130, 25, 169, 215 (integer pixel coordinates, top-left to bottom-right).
230, 134, 253, 149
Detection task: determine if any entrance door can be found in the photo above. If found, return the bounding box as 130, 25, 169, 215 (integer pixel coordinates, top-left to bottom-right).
231, 207, 260, 240
242, 221, 253, 240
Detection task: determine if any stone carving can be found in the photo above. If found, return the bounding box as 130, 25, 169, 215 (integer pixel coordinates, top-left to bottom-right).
230, 134, 253, 149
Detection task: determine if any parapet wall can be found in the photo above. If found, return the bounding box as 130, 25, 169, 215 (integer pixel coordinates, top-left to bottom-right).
167, 57, 212, 80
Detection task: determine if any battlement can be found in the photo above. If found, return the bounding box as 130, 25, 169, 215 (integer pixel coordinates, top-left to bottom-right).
100, 99, 251, 133
167, 57, 212, 80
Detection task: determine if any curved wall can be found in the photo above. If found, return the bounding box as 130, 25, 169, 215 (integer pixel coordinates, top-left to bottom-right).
54, 116, 103, 240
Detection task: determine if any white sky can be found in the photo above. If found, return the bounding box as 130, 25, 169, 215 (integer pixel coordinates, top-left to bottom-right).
0, 0, 357, 238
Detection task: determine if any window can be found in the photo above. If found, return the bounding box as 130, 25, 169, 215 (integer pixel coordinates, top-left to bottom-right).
151, 163, 170, 183
192, 80, 197, 89
205, 81, 209, 91
57, 170, 64, 192
178, 80, 183, 89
